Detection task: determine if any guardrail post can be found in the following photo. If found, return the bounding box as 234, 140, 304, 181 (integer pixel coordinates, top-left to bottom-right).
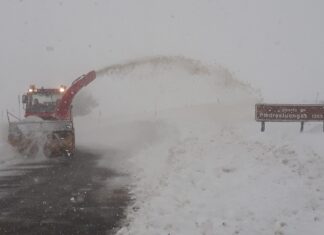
300, 121, 304, 132
7, 110, 10, 123
261, 121, 265, 132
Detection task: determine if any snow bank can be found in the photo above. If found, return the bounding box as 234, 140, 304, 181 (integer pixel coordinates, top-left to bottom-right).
109, 111, 324, 235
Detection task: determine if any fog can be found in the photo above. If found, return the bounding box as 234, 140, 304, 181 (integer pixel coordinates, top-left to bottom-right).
1, 0, 324, 116
1, 2, 324, 234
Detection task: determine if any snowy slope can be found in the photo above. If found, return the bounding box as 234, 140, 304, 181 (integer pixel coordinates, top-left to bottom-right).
75, 58, 324, 235
112, 111, 324, 235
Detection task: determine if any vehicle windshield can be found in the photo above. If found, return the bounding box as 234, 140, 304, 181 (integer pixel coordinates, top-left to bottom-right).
28, 92, 63, 113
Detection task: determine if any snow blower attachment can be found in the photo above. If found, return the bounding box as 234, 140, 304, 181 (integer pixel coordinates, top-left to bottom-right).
7, 71, 96, 157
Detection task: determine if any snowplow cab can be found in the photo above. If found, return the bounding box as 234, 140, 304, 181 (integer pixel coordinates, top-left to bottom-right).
23, 85, 67, 120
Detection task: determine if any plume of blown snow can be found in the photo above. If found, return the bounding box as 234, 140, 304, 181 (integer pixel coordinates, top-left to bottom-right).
91, 56, 260, 119
72, 90, 98, 117
76, 55, 261, 174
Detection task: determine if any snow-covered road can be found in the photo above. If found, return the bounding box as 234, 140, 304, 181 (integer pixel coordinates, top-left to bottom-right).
0, 148, 129, 234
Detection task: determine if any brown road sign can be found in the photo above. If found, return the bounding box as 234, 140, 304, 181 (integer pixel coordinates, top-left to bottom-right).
255, 104, 324, 122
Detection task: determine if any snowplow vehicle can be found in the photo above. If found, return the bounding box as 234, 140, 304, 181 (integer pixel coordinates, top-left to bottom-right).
7, 71, 96, 157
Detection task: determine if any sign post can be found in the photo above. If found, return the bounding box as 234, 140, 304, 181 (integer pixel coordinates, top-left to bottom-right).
255, 104, 324, 132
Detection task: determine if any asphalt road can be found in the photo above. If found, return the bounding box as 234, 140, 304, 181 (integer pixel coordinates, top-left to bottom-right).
0, 150, 130, 235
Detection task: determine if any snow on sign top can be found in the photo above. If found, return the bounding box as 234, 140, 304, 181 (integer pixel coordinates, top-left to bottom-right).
255, 104, 324, 122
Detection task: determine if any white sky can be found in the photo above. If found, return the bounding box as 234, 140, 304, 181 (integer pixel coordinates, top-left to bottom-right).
1, 0, 324, 113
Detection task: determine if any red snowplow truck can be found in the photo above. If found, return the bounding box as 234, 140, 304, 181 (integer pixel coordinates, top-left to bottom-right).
7, 71, 96, 157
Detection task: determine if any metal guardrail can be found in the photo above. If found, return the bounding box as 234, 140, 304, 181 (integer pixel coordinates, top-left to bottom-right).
6, 110, 21, 123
